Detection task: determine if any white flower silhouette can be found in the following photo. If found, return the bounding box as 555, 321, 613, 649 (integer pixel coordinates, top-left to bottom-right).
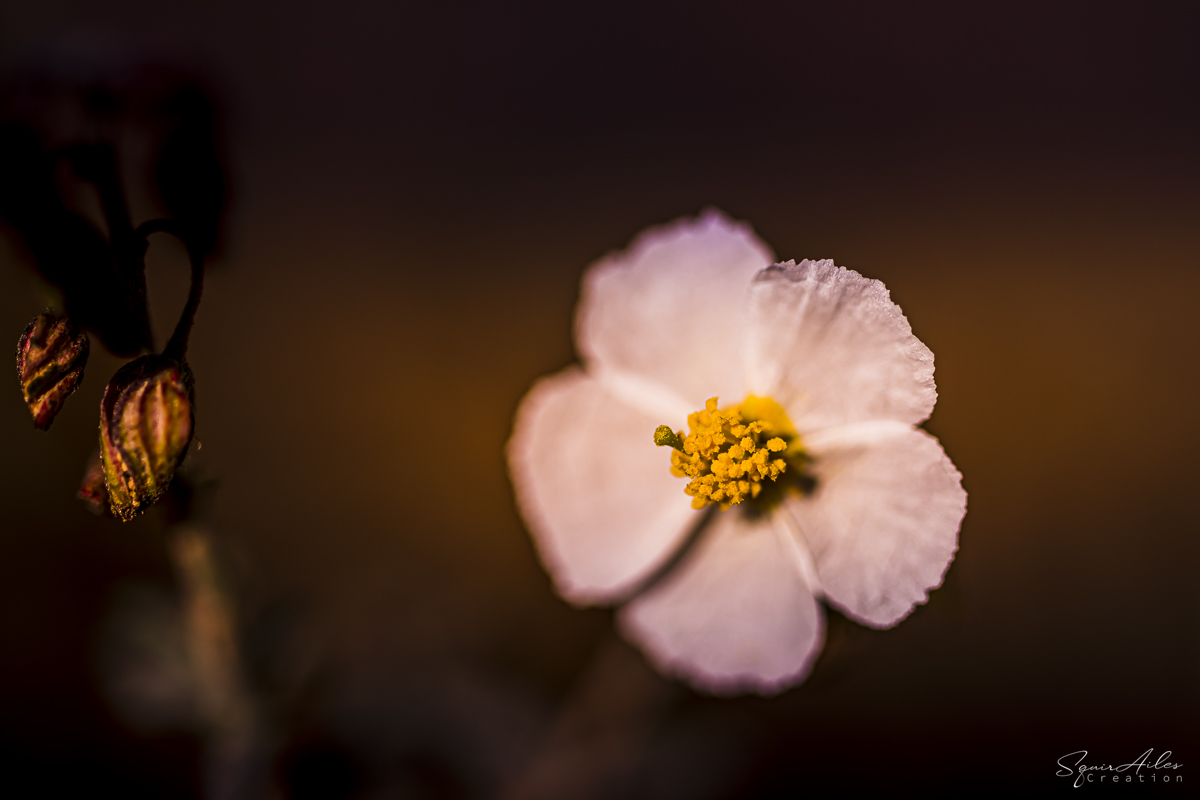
507, 210, 966, 694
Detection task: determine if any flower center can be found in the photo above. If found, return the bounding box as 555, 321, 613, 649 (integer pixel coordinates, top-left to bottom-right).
655, 396, 807, 511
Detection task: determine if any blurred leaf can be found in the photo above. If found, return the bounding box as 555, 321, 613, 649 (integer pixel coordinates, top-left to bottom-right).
156, 86, 227, 258
0, 125, 152, 355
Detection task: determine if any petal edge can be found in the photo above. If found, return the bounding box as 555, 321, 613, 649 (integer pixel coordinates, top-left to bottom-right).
618, 510, 824, 695
787, 422, 966, 628
745, 259, 938, 431
577, 209, 774, 412
507, 367, 699, 605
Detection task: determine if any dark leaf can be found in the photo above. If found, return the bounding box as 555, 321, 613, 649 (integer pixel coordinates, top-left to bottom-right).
156, 86, 227, 257
0, 125, 152, 355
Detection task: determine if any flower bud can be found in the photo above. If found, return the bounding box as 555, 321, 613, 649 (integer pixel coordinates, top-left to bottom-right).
100, 355, 194, 521
15, 311, 89, 430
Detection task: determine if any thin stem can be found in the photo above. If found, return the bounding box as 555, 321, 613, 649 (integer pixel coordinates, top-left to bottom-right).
168, 525, 261, 800
136, 218, 205, 360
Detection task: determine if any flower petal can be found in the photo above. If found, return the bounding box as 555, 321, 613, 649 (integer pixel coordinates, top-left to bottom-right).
507, 366, 699, 605
787, 421, 966, 628
577, 209, 774, 417
744, 260, 937, 430
618, 510, 824, 695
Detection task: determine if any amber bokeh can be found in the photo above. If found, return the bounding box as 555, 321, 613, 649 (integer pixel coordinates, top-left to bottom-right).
1, 3, 1197, 795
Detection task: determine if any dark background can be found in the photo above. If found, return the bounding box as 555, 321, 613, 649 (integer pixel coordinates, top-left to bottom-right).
1, 1, 1197, 796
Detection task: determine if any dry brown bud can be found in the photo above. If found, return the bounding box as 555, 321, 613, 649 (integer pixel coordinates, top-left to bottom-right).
15, 311, 89, 430
100, 355, 195, 521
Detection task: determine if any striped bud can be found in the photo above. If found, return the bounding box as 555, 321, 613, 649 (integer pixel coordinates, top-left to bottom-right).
15, 312, 90, 430
100, 355, 195, 521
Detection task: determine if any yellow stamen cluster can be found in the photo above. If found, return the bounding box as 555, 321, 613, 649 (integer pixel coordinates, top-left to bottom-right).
664, 397, 789, 510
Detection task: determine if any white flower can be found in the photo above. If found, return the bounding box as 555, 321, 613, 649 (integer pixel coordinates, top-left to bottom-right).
507, 210, 967, 695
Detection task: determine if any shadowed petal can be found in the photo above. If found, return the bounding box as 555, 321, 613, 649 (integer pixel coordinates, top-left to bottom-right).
577, 209, 774, 418
618, 510, 823, 695
744, 260, 937, 431
787, 421, 966, 628
507, 367, 698, 605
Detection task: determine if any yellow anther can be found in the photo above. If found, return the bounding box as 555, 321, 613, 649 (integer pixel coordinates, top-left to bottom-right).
654, 396, 806, 510
654, 425, 686, 451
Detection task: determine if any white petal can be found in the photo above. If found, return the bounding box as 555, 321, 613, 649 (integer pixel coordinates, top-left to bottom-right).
507, 366, 699, 605
744, 259, 937, 430
618, 510, 824, 695
577, 209, 775, 416
787, 421, 966, 628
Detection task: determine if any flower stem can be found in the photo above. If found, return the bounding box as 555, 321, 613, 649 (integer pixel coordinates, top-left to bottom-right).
136, 218, 205, 360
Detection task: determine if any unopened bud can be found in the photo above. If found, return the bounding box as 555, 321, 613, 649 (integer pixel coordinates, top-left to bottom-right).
100, 355, 195, 521
15, 312, 90, 430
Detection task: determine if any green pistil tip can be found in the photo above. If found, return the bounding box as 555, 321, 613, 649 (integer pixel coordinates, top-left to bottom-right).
654, 425, 685, 451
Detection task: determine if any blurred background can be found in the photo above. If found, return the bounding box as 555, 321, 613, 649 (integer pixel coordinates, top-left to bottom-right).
0, 1, 1197, 796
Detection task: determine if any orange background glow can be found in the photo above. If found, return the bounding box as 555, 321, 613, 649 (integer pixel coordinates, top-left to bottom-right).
1, 2, 1196, 795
